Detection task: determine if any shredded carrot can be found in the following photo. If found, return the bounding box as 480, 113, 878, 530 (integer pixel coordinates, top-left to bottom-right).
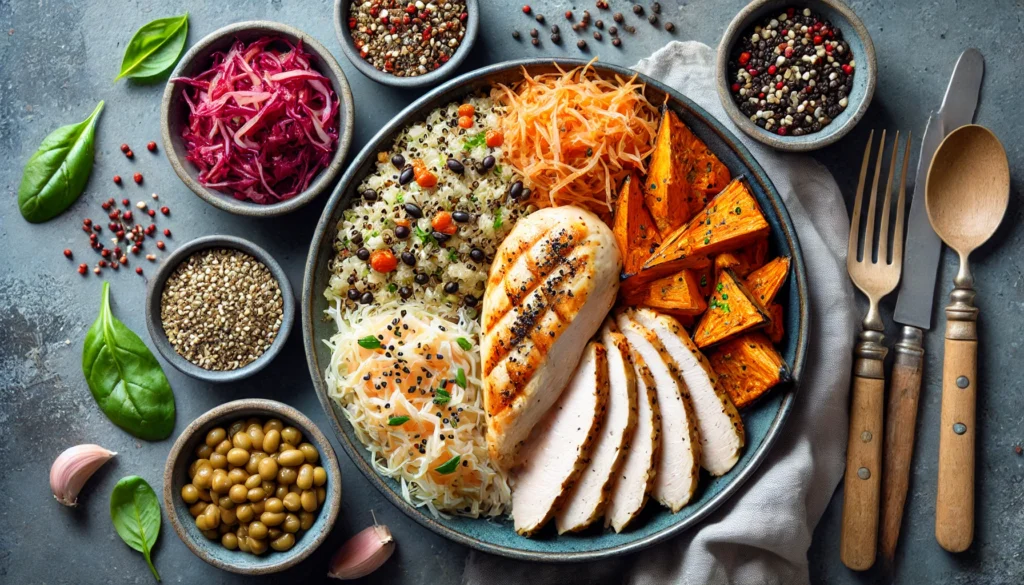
491, 61, 659, 216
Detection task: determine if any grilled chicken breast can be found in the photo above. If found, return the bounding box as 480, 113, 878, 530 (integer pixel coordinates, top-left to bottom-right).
482, 206, 622, 469
616, 311, 701, 512
633, 308, 745, 476
555, 321, 638, 534
605, 332, 662, 532
512, 342, 610, 536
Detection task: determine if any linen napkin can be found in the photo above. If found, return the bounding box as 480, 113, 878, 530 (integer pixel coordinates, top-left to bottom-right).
462, 41, 857, 585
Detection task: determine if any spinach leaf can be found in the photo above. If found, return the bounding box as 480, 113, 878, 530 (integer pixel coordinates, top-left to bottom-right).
110, 476, 162, 581
433, 389, 451, 405
435, 455, 461, 474
388, 416, 410, 426
82, 282, 175, 440
17, 101, 104, 223
358, 335, 382, 349
116, 14, 189, 81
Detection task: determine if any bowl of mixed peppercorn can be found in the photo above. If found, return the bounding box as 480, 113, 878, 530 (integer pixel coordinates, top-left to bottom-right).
334, 0, 479, 88
716, 0, 875, 151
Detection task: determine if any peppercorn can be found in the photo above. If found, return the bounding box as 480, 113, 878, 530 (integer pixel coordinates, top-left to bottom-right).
594, 31, 603, 40
123, 211, 133, 222
164, 229, 172, 237
148, 209, 156, 217
529, 28, 538, 37
136, 267, 143, 275
632, 4, 643, 15
595, 20, 604, 29
652, 2, 661, 13
512, 30, 520, 39
160, 206, 169, 215
93, 266, 101, 275
535, 14, 545, 23
125, 150, 133, 159
147, 141, 157, 152
133, 173, 143, 184
101, 249, 111, 258
531, 38, 539, 46
613, 12, 624, 22
113, 175, 122, 185
550, 33, 561, 44
156, 241, 166, 250
665, 21, 675, 32
565, 10, 573, 19
577, 39, 588, 49
522, 5, 531, 13
78, 263, 88, 275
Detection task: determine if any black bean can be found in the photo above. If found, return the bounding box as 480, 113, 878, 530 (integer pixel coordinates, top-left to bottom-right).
401, 251, 417, 266
463, 294, 478, 307
399, 166, 415, 185
452, 211, 470, 223
469, 248, 485, 263
391, 154, 405, 168
356, 248, 370, 261
350, 231, 363, 246
482, 155, 496, 170
444, 282, 459, 294
362, 189, 378, 202
347, 274, 357, 285
404, 203, 423, 219
446, 158, 465, 174
415, 273, 429, 285
399, 286, 413, 299
347, 289, 360, 301
360, 292, 374, 304
432, 231, 450, 244
395, 225, 411, 239
508, 181, 524, 200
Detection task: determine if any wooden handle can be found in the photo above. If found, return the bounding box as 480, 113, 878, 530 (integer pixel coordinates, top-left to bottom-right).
879, 327, 925, 564
841, 372, 885, 571
936, 335, 977, 552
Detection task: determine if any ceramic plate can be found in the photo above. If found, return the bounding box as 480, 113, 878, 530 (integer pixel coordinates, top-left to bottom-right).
302, 59, 808, 561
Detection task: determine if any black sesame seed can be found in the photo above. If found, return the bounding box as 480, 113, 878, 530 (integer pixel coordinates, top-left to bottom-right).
356, 248, 370, 261
415, 273, 429, 285
404, 203, 423, 219
482, 155, 496, 170
391, 154, 405, 168
470, 248, 485, 263
452, 211, 470, 223
395, 225, 411, 239
432, 231, 450, 244
401, 251, 417, 266
446, 158, 465, 174
360, 292, 374, 305
444, 282, 459, 294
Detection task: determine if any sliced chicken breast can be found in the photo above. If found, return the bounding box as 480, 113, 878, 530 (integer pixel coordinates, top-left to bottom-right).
615, 311, 701, 512
512, 342, 610, 536
604, 335, 662, 532
483, 206, 622, 470
633, 308, 745, 476
555, 321, 638, 533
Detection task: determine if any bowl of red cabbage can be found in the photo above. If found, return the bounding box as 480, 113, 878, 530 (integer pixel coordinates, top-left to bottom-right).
161, 21, 354, 216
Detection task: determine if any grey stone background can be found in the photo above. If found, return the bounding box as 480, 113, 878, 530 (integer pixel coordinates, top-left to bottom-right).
0, 1, 1021, 584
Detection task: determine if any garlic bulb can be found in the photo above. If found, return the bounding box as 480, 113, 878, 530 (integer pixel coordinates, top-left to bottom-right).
50, 444, 116, 506
327, 524, 395, 580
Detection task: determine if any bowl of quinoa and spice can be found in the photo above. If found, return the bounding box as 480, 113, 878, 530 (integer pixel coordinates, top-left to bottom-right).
145, 235, 296, 383
716, 0, 876, 151
333, 0, 479, 88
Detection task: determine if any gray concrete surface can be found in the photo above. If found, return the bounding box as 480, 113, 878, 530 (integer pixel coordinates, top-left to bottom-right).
1, 1, 1021, 584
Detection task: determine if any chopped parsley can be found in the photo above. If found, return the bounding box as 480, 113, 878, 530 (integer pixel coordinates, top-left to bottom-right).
700, 274, 708, 287
716, 283, 725, 293
387, 416, 410, 426
447, 249, 459, 262
358, 336, 382, 349
494, 163, 503, 175
456, 337, 472, 351
455, 367, 467, 389
734, 206, 742, 214
433, 389, 451, 405
493, 208, 503, 230
396, 193, 405, 203
434, 455, 461, 474
462, 132, 487, 150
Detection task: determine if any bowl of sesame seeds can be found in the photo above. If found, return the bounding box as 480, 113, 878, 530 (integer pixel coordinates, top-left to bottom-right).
716, 0, 876, 151
334, 0, 479, 88
146, 235, 296, 383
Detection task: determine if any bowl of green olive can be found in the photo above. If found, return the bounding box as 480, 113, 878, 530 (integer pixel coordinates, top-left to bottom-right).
163, 399, 342, 575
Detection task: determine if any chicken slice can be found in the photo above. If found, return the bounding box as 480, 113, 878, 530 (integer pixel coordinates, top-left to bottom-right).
555, 321, 639, 533
632, 308, 745, 476
616, 311, 701, 512
604, 327, 662, 532
511, 342, 610, 536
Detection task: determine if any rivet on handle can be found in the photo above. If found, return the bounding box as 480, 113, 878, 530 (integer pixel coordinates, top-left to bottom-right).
861, 431, 873, 442
953, 423, 967, 435
956, 376, 970, 389
857, 467, 871, 480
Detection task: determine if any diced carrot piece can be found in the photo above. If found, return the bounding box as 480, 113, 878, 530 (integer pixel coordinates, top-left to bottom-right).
765, 303, 784, 343
709, 332, 790, 408
643, 107, 698, 235
612, 173, 662, 277
432, 211, 457, 235
458, 104, 475, 117
485, 129, 504, 147
643, 178, 770, 278
692, 267, 771, 348
619, 268, 707, 315
745, 256, 791, 306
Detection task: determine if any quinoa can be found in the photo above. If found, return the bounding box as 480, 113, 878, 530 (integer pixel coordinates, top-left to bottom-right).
326, 95, 528, 321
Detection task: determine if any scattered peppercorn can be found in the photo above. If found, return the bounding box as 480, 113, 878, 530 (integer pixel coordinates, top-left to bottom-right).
522, 5, 531, 14
512, 30, 520, 39
648, 14, 658, 24
594, 31, 603, 40
531, 38, 539, 46
113, 175, 122, 185
613, 12, 624, 22
535, 14, 545, 23
125, 150, 134, 159
596, 0, 609, 8
612, 37, 622, 47
133, 172, 143, 184
78, 263, 88, 275
529, 28, 538, 37
136, 267, 143, 275
595, 20, 604, 29
665, 21, 675, 32
632, 5, 643, 15
161, 206, 170, 215
652, 2, 662, 14
147, 141, 157, 152
551, 33, 561, 44
577, 39, 588, 49
163, 228, 172, 237
156, 241, 166, 250
565, 10, 573, 19
120, 143, 130, 153
63, 249, 73, 258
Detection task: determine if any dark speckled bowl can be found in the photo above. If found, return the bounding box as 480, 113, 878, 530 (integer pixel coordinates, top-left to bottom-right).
145, 235, 295, 383
333, 0, 479, 88
163, 399, 342, 575
161, 21, 354, 217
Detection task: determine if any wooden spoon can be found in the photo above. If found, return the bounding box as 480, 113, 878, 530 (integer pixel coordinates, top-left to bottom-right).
926, 124, 1009, 553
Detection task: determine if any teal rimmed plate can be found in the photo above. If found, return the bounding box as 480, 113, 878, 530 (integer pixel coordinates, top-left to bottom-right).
302, 59, 808, 561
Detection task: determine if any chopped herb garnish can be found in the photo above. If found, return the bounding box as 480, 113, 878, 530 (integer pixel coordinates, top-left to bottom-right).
462, 132, 486, 150
716, 283, 724, 292
700, 274, 707, 287
414, 225, 436, 246
721, 293, 729, 300
388, 283, 398, 293
434, 455, 461, 474
456, 337, 472, 351
704, 238, 711, 245
734, 206, 742, 214
447, 249, 459, 262
396, 193, 405, 203
358, 335, 382, 349
371, 229, 380, 237
494, 163, 503, 175
387, 416, 410, 426
433, 389, 451, 405
455, 367, 466, 389
493, 208, 503, 230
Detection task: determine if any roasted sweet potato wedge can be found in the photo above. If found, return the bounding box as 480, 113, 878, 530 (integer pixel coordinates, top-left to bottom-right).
644, 107, 698, 235
745, 256, 791, 306
619, 269, 707, 315
613, 173, 662, 278
709, 332, 791, 408
684, 134, 732, 209
642, 178, 770, 278
765, 303, 784, 343
692, 267, 771, 348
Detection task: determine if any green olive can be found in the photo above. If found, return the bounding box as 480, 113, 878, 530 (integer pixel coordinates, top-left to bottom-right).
277, 466, 298, 486
244, 474, 262, 490
228, 468, 248, 485
275, 485, 289, 499
227, 447, 250, 467
296, 464, 314, 490
298, 443, 320, 464
271, 533, 295, 552
282, 513, 300, 533
299, 511, 315, 530
246, 452, 266, 475
189, 501, 207, 518
181, 484, 200, 504
263, 418, 284, 433
313, 466, 327, 487
247, 521, 268, 540
281, 426, 302, 446
282, 492, 301, 512
247, 425, 266, 449
188, 459, 210, 478
235, 504, 254, 523
247, 537, 268, 555
220, 506, 238, 526
264, 497, 284, 514
208, 452, 228, 470
316, 487, 326, 507
300, 490, 317, 512
221, 532, 239, 550
193, 466, 214, 489
194, 443, 213, 460
232, 431, 252, 451
214, 439, 232, 456
247, 487, 266, 502
258, 457, 279, 481
279, 449, 305, 467
211, 470, 232, 493
206, 427, 227, 447
260, 511, 286, 527
228, 420, 246, 437
262, 429, 281, 454
250, 499, 266, 515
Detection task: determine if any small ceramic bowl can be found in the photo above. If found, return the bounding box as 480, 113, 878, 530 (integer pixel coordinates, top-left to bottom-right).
145, 235, 295, 383
333, 0, 479, 88
164, 399, 342, 575
161, 21, 355, 217
716, 0, 876, 151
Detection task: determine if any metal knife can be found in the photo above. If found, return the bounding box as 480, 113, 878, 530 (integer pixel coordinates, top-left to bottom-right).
879, 48, 984, 564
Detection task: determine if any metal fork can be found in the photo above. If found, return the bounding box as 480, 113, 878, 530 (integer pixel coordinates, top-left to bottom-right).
839, 129, 911, 571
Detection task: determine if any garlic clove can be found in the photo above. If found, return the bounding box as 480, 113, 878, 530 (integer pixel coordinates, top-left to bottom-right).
50, 444, 117, 506
327, 524, 395, 580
